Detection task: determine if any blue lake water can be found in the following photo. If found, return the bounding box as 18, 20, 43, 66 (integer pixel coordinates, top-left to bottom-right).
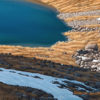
0, 0, 71, 47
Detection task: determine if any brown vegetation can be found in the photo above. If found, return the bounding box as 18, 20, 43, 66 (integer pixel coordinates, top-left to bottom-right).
0, 1, 100, 99
0, 82, 54, 100
0, 54, 100, 100
40, 0, 100, 13
0, 53, 100, 84
74, 91, 100, 100
0, 0, 100, 66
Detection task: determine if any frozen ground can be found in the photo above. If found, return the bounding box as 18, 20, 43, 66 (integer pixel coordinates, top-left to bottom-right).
0, 68, 83, 100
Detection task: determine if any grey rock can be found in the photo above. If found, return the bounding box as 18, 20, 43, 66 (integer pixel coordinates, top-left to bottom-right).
85, 44, 98, 51
75, 59, 81, 65
82, 56, 93, 62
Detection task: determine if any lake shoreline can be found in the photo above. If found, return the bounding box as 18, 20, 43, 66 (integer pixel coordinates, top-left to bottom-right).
25, 0, 57, 11
0, 0, 100, 100
0, 0, 68, 48
0, 0, 100, 66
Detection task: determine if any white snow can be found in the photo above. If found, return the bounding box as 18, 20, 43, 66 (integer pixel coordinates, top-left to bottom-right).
0, 68, 83, 100
97, 18, 100, 20
77, 56, 88, 60
91, 65, 97, 68
92, 60, 100, 63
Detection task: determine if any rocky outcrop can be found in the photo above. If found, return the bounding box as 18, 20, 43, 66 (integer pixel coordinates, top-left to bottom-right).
85, 43, 98, 51
73, 44, 100, 72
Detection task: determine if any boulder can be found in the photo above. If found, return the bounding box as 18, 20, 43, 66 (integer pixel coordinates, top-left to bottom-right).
75, 59, 81, 65
92, 60, 100, 63
91, 65, 97, 69
81, 57, 93, 62
85, 44, 98, 51
97, 67, 100, 71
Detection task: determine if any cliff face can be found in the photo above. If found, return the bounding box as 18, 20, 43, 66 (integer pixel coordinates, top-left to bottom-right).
0, 0, 100, 66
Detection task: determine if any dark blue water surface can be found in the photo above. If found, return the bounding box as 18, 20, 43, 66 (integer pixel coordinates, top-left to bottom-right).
0, 0, 71, 47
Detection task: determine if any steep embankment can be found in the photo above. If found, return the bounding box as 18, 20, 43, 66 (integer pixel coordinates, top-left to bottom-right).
0, 0, 100, 66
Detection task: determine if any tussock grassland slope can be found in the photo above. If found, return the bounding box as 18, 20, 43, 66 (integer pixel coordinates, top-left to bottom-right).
0, 0, 100, 66
41, 0, 100, 13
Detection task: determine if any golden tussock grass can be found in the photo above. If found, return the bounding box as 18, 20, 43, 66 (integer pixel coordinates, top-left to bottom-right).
0, 0, 100, 65
40, 0, 100, 13
66, 16, 100, 22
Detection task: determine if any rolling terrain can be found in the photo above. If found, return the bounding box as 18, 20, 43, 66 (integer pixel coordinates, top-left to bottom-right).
0, 0, 100, 66
0, 0, 100, 100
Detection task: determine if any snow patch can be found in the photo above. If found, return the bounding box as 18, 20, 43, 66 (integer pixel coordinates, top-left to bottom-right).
0, 68, 83, 100
97, 18, 100, 20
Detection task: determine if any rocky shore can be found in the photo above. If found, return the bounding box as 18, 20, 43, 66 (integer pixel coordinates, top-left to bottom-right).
58, 10, 100, 19
58, 10, 100, 31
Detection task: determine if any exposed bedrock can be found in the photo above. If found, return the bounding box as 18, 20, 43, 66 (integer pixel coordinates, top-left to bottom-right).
73, 43, 100, 72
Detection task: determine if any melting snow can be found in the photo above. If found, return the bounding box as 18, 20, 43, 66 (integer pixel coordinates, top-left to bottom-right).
0, 68, 82, 100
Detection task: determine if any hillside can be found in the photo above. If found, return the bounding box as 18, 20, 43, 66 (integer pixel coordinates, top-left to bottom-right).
0, 0, 100, 66
0, 1, 100, 99
40, 0, 100, 12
